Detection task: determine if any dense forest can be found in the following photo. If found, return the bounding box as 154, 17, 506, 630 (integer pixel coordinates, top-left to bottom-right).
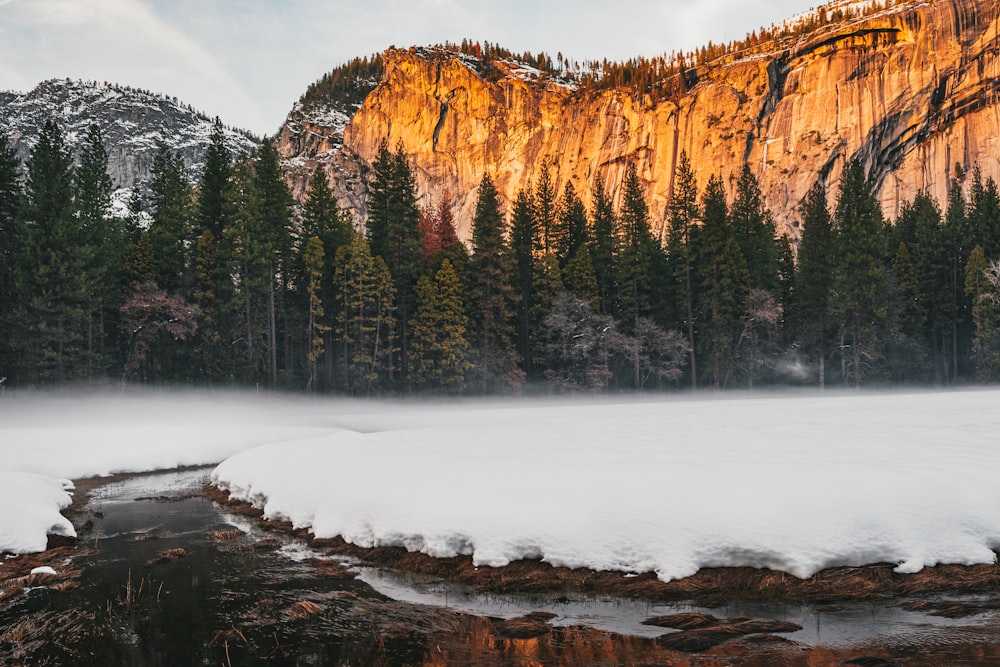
1, 118, 1000, 394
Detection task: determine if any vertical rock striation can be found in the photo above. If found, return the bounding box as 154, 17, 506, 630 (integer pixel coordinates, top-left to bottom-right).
280, 0, 1000, 242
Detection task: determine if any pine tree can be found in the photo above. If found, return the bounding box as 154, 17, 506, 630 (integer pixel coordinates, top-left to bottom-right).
589, 181, 616, 316
730, 164, 780, 292
0, 132, 22, 383
303, 235, 331, 392
666, 150, 699, 387
616, 162, 657, 331
366, 141, 422, 382
830, 159, 889, 387
534, 164, 557, 256
15, 120, 98, 383
969, 167, 1000, 258
301, 167, 352, 389
793, 181, 834, 387
410, 259, 472, 394
906, 191, 951, 382
333, 233, 396, 394
695, 174, 749, 388
965, 245, 1000, 381
563, 245, 599, 310
470, 173, 523, 393
148, 143, 192, 294
509, 188, 536, 374
886, 240, 930, 382
198, 118, 231, 237
558, 180, 587, 268
251, 138, 294, 386
75, 124, 125, 378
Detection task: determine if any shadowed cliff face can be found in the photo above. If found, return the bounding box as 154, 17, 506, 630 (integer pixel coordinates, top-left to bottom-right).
276, 0, 1000, 243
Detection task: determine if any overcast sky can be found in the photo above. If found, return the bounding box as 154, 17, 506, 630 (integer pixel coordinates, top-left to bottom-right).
0, 0, 820, 137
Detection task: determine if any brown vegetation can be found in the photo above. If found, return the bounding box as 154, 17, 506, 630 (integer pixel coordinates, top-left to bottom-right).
206, 483, 1000, 605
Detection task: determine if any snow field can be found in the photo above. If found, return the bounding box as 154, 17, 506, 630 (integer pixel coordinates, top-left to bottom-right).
212, 390, 1000, 581
2, 389, 999, 583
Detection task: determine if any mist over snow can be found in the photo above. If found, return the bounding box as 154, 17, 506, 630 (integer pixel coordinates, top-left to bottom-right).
3, 389, 999, 581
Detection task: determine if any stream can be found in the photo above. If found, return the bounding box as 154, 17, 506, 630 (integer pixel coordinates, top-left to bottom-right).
2, 467, 1000, 665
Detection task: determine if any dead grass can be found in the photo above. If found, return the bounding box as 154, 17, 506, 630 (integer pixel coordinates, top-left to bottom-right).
284, 600, 324, 621
147, 548, 188, 565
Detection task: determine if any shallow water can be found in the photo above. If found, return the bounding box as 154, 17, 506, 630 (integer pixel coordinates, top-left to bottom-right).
2, 468, 1000, 666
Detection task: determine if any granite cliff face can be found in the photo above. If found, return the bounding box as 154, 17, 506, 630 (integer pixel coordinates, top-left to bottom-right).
278, 0, 1000, 242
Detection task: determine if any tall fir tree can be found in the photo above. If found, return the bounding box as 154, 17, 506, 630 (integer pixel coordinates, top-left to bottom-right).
333, 233, 397, 395
251, 138, 294, 386
965, 245, 1000, 381
148, 143, 192, 294
730, 163, 780, 292
616, 162, 657, 331
695, 174, 749, 388
75, 124, 126, 378
666, 150, 699, 388
0, 132, 23, 383
793, 180, 834, 387
509, 188, 536, 374
589, 180, 617, 316
198, 118, 232, 237
470, 173, 523, 393
365, 141, 422, 383
410, 259, 472, 394
301, 168, 352, 389
968, 167, 1000, 258
303, 235, 331, 393
830, 159, 890, 386
15, 120, 98, 383
557, 180, 587, 269
534, 164, 557, 257
905, 191, 952, 382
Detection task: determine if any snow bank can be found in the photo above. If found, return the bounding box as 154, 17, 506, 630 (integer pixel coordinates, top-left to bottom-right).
212, 390, 1000, 581
0, 390, 383, 554
0, 473, 74, 554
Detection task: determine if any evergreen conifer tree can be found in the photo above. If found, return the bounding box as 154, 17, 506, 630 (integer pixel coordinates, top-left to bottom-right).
830, 159, 890, 386
730, 163, 780, 292
333, 233, 397, 394
365, 141, 422, 382
75, 124, 126, 377
589, 181, 617, 316
16, 120, 98, 382
148, 143, 192, 294
198, 118, 232, 237
509, 188, 536, 374
410, 259, 471, 394
666, 150, 699, 387
965, 245, 1000, 381
557, 180, 587, 268
793, 181, 834, 387
616, 162, 657, 331
695, 174, 749, 388
470, 173, 523, 393
0, 133, 22, 383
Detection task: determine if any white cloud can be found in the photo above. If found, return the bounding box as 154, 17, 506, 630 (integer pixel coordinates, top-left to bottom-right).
0, 0, 267, 132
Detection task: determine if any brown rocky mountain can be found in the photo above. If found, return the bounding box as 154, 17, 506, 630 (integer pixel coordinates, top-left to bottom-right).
275, 0, 1000, 243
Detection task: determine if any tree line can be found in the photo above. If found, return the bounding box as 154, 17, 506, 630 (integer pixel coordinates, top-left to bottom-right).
2, 119, 1000, 394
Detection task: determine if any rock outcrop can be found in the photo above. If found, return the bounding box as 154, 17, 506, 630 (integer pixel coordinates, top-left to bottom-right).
0, 79, 259, 213
276, 0, 1000, 244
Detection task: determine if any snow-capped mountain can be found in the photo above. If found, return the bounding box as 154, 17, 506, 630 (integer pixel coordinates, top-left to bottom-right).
0, 78, 260, 211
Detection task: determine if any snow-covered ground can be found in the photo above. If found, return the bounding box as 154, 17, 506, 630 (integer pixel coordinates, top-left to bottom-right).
3, 389, 1000, 583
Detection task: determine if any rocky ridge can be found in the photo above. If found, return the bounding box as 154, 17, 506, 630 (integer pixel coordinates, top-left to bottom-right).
275, 0, 1000, 243
0, 79, 259, 214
